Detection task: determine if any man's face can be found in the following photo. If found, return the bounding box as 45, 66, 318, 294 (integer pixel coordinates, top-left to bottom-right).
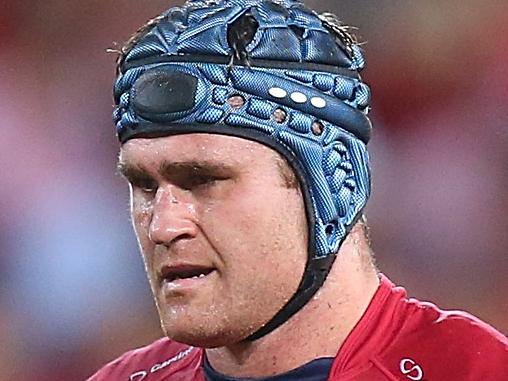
119, 134, 308, 347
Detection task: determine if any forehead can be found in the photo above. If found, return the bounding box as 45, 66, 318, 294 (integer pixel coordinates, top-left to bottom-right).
119, 133, 277, 166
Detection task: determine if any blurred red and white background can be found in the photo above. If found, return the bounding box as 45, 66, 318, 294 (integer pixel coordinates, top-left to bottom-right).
0, 1, 507, 379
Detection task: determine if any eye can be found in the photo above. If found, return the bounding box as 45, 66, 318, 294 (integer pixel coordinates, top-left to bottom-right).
130, 178, 158, 195
140, 185, 158, 194
181, 174, 221, 190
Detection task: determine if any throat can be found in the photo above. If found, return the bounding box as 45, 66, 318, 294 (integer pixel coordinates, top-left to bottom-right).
204, 314, 345, 379
204, 355, 334, 381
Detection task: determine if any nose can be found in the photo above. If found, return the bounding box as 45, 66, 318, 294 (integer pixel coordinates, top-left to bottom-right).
148, 186, 198, 246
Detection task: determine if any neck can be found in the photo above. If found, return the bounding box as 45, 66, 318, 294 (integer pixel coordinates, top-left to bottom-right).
205, 225, 380, 378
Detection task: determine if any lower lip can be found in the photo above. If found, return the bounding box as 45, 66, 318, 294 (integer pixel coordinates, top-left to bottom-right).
161, 271, 215, 293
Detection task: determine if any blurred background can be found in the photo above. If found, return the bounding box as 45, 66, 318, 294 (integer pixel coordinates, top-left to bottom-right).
1, 0, 507, 379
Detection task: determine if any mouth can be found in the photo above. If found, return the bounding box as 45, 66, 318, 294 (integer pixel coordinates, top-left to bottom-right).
159, 264, 215, 284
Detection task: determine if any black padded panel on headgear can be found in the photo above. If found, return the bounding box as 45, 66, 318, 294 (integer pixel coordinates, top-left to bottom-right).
132, 70, 198, 115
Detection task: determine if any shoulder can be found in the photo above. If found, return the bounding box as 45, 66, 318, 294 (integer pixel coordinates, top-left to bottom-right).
379, 293, 508, 380
86, 337, 203, 381
401, 296, 508, 354
332, 276, 508, 380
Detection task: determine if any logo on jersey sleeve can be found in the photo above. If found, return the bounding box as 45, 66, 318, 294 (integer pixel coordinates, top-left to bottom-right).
130, 370, 148, 381
399, 358, 425, 381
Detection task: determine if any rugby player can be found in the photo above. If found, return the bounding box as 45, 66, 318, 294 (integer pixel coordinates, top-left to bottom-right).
88, 0, 508, 379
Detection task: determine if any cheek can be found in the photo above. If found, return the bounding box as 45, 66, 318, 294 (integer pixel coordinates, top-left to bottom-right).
130, 196, 158, 286
130, 196, 157, 274
237, 187, 307, 247
131, 195, 153, 237
203, 186, 307, 287
206, 189, 307, 334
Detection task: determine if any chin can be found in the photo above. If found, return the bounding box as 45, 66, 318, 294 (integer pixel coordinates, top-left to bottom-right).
161, 319, 253, 348
163, 328, 230, 348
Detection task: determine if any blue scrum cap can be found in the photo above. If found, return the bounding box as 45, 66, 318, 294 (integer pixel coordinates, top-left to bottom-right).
113, 0, 372, 340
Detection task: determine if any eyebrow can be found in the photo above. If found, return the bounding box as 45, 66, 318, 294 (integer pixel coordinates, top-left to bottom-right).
116, 162, 151, 188
159, 161, 231, 178
117, 160, 233, 183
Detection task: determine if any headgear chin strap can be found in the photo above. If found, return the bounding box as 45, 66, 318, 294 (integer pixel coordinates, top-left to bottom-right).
113, 0, 372, 341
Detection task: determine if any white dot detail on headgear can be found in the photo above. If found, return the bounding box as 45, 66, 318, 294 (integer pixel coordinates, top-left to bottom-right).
311, 97, 327, 109
290, 92, 308, 104
269, 87, 287, 99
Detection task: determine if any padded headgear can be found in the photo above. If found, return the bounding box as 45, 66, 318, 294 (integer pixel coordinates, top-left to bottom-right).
113, 0, 372, 340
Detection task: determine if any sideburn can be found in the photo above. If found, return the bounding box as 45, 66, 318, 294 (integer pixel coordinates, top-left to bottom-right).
275, 156, 300, 189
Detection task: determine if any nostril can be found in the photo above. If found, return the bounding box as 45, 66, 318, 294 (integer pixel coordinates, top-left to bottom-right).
174, 232, 195, 242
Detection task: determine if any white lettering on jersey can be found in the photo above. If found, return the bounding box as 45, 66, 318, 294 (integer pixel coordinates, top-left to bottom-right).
129, 347, 194, 381
130, 371, 148, 381
399, 358, 424, 381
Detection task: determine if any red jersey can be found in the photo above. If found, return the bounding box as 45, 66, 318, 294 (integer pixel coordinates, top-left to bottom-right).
87, 276, 508, 380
